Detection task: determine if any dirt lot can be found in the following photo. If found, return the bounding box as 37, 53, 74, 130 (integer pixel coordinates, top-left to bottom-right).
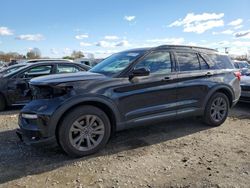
0, 103, 249, 188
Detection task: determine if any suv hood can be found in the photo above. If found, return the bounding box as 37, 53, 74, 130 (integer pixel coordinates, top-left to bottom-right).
30, 72, 106, 86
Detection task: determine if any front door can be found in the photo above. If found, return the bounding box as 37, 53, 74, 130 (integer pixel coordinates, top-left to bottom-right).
114, 50, 178, 123
7, 65, 53, 104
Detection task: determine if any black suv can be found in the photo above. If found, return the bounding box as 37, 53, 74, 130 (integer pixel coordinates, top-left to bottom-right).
17, 45, 241, 157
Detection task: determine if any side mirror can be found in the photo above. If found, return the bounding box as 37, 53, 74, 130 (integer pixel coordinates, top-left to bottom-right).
129, 67, 150, 80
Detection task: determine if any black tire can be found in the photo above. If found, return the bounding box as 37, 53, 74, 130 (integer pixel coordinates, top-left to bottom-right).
203, 92, 229, 126
58, 105, 111, 157
0, 94, 6, 111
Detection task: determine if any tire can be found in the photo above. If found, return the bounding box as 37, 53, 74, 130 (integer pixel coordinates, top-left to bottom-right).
203, 92, 229, 126
0, 94, 6, 111
58, 105, 111, 157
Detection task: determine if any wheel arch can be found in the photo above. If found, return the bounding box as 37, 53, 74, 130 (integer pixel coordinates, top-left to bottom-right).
51, 97, 120, 141
203, 85, 234, 109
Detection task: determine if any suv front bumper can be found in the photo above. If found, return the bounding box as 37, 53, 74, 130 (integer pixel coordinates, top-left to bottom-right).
17, 97, 67, 146
17, 112, 57, 145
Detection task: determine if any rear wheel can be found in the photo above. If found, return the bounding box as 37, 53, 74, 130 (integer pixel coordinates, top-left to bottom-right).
0, 94, 6, 111
203, 92, 229, 126
58, 105, 111, 157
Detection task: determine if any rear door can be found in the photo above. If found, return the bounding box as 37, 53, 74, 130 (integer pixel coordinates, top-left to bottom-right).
175, 51, 211, 114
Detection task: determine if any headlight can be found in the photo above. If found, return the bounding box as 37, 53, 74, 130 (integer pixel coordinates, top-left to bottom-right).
21, 113, 38, 119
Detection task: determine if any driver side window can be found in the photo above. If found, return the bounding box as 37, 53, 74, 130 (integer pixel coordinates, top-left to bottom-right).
134, 51, 172, 74
19, 65, 52, 78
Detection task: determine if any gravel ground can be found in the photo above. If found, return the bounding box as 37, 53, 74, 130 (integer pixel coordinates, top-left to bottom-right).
0, 103, 249, 188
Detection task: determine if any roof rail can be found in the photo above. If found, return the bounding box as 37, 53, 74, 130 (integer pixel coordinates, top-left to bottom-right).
154, 45, 217, 52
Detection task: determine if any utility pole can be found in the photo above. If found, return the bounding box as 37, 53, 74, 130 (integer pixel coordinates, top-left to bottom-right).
224, 47, 229, 54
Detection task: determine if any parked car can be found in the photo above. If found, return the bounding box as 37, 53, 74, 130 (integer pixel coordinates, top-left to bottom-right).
25, 59, 73, 64
17, 45, 241, 157
0, 61, 89, 110
239, 75, 250, 102
0, 63, 27, 75
234, 60, 250, 76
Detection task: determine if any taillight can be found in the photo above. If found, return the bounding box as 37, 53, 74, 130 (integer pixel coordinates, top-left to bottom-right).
234, 71, 241, 81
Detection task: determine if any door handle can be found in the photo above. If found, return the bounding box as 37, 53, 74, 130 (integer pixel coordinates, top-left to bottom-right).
206, 72, 213, 76
162, 76, 173, 81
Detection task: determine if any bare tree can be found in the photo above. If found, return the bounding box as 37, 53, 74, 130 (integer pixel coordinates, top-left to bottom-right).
71, 50, 84, 59
26, 48, 41, 59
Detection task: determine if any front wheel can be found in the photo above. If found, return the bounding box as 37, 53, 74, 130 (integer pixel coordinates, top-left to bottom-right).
58, 105, 111, 157
203, 92, 229, 126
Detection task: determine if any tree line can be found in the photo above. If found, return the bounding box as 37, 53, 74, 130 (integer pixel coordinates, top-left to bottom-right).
0, 48, 84, 64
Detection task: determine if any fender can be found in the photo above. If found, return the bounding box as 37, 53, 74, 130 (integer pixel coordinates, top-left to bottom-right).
47, 94, 121, 136
202, 84, 235, 109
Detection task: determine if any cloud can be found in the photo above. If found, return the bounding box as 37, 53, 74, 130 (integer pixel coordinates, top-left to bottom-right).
96, 41, 112, 48
168, 12, 224, 34
124, 16, 136, 22
63, 48, 72, 54
146, 37, 185, 45
115, 40, 129, 47
0, 27, 13, 36
212, 29, 234, 35
199, 40, 250, 55
233, 25, 243, 30
234, 30, 250, 39
96, 40, 130, 48
80, 42, 92, 47
15, 34, 44, 41
228, 18, 243, 26
75, 34, 89, 40
104, 35, 119, 40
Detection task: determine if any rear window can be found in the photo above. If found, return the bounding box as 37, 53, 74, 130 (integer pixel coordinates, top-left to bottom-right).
207, 54, 234, 69
176, 52, 200, 71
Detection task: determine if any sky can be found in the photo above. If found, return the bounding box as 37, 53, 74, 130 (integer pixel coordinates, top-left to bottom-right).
0, 0, 250, 58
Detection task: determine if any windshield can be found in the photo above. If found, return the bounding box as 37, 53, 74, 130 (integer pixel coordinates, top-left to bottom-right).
0, 64, 26, 75
90, 51, 144, 76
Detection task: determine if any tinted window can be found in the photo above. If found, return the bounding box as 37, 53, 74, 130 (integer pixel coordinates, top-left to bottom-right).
176, 52, 200, 71
207, 54, 234, 69
134, 51, 172, 74
27, 65, 52, 74
198, 54, 209, 70
57, 64, 80, 73
20, 65, 52, 78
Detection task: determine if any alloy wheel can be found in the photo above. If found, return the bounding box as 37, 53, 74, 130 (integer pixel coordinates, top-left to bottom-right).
210, 97, 227, 122
69, 115, 105, 151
